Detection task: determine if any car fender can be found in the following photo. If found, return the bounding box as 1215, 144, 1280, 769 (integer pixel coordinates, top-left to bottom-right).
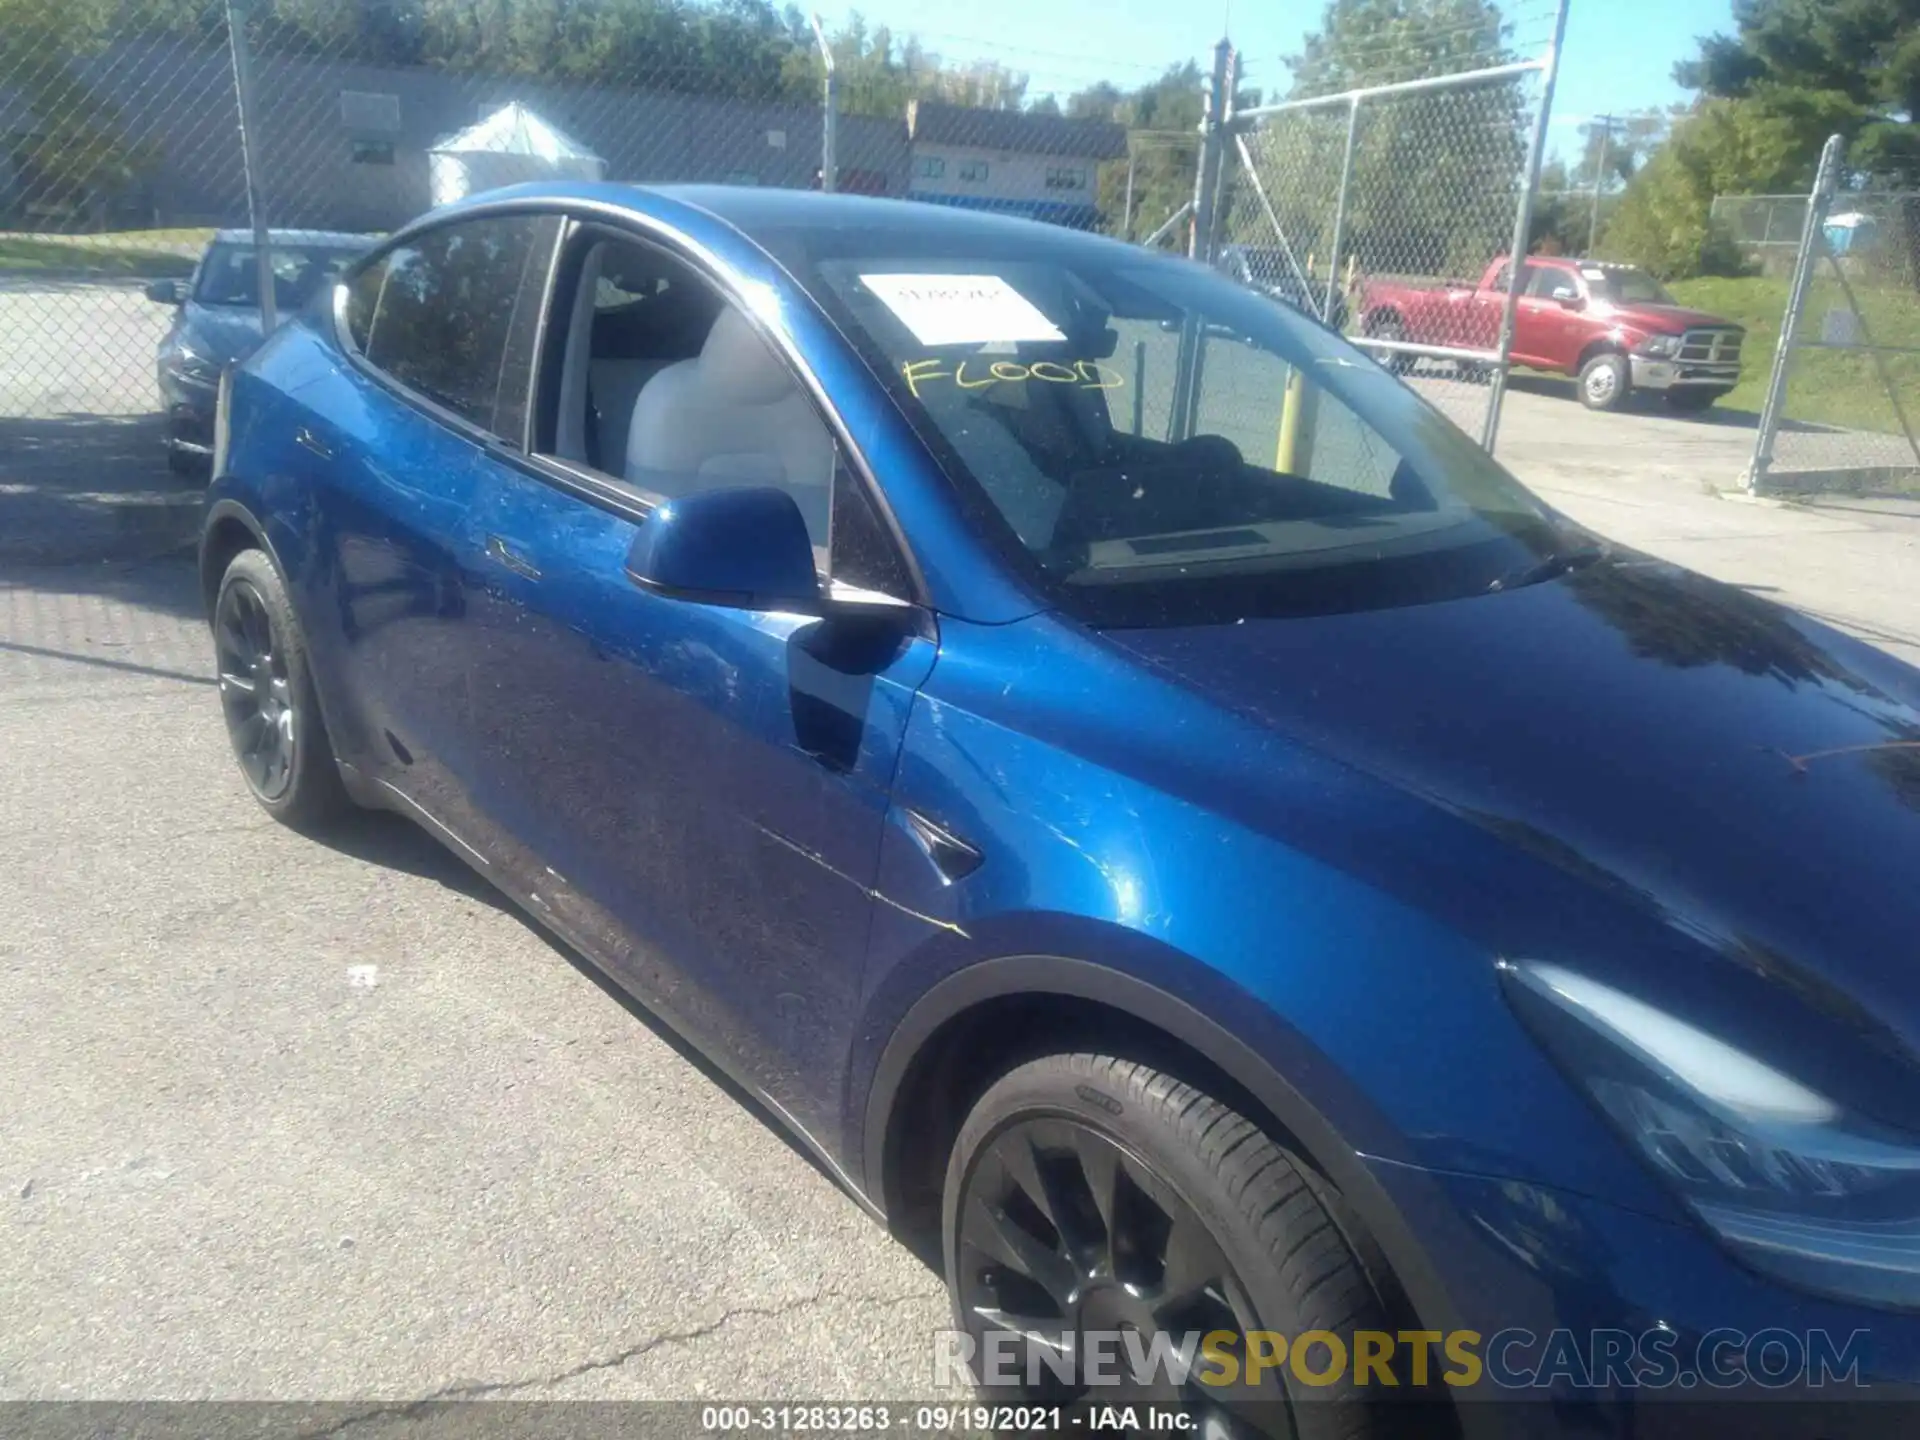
855, 942, 1470, 1340
200, 491, 280, 616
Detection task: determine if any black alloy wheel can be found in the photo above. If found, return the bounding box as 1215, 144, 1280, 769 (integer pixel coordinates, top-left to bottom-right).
216, 576, 297, 802
212, 548, 351, 829
945, 1054, 1406, 1440
954, 1114, 1281, 1436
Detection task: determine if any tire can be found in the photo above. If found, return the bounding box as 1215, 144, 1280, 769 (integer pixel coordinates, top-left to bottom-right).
1663, 389, 1720, 415
212, 548, 352, 831
944, 1052, 1405, 1438
1365, 316, 1415, 376
1455, 360, 1491, 385
1576, 352, 1629, 411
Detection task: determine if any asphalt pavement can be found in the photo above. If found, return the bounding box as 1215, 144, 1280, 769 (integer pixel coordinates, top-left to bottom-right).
0, 558, 950, 1399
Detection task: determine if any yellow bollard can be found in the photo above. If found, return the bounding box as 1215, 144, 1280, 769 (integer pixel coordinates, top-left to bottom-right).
1275, 368, 1319, 474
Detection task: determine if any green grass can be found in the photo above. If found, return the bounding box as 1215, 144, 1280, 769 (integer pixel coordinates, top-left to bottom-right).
0, 232, 204, 277
1669, 273, 1920, 435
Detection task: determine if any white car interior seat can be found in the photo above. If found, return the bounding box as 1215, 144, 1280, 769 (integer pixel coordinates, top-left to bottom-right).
554, 242, 685, 467
623, 307, 834, 544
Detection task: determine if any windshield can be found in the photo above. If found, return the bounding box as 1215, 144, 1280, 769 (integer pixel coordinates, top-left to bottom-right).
194, 241, 366, 309
770, 225, 1563, 626
1585, 267, 1675, 306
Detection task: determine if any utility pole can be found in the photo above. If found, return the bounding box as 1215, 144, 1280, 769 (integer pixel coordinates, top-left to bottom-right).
809, 13, 837, 193
1187, 38, 1236, 267
1171, 38, 1236, 442
225, 0, 276, 333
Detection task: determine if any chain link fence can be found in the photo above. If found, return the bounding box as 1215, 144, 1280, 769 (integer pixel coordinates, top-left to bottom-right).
1710, 193, 1813, 270
1215, 0, 1567, 448
3, 2, 1148, 418
1747, 137, 1920, 496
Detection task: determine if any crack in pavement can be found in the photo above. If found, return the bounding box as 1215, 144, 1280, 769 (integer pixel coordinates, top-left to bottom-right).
294, 1289, 942, 1437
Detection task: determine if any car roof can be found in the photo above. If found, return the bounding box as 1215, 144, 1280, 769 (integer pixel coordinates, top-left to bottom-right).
209, 229, 380, 247
647, 184, 1073, 238
424, 181, 1148, 265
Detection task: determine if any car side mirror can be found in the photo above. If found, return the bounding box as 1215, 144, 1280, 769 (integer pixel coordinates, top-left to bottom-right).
625, 485, 822, 613
145, 278, 183, 305
1551, 286, 1583, 309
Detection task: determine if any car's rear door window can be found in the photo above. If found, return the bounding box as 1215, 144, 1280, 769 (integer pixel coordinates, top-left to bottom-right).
347, 213, 561, 443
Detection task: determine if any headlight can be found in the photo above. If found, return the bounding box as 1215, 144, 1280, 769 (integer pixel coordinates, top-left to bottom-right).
1638, 334, 1681, 358
163, 342, 220, 385
1503, 959, 1920, 1310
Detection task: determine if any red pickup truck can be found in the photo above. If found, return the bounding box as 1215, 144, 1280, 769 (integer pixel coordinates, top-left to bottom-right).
1357, 256, 1745, 413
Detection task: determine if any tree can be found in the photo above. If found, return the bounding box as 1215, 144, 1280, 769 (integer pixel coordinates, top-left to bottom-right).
775, 12, 1033, 118
1676, 0, 1919, 184
1288, 0, 1509, 93
1065, 61, 1215, 243
1605, 0, 1920, 278
1526, 111, 1673, 257
1602, 92, 1854, 276
1572, 112, 1669, 196
1271, 0, 1524, 278
0, 0, 165, 225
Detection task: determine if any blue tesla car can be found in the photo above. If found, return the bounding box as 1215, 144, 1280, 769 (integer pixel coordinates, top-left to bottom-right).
200, 183, 1920, 1434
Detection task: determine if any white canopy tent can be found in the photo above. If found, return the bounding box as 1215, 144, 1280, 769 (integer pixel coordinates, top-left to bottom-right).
427, 102, 605, 206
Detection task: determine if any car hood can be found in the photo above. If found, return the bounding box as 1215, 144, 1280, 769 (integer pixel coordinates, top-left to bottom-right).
176, 302, 266, 363
1102, 557, 1920, 1022
1606, 302, 1740, 334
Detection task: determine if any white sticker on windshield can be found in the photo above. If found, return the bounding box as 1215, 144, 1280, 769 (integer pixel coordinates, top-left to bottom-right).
1581, 268, 1607, 280
861, 273, 1066, 347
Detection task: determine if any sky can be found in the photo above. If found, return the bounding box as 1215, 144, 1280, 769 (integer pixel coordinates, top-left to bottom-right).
845, 0, 1739, 161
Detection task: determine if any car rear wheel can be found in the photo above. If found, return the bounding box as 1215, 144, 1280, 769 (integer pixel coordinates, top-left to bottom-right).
944, 1052, 1404, 1438
1576, 352, 1629, 411
213, 548, 351, 831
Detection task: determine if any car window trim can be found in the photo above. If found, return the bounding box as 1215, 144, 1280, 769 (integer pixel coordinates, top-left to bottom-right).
498, 214, 569, 454
330, 214, 564, 455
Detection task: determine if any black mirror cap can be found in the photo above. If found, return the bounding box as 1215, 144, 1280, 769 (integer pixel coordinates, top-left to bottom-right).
145, 279, 183, 305
625, 485, 822, 613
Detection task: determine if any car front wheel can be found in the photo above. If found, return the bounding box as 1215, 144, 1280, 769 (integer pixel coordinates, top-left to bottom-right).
1576, 352, 1630, 411
1365, 317, 1415, 376
213, 548, 351, 830
944, 1052, 1404, 1438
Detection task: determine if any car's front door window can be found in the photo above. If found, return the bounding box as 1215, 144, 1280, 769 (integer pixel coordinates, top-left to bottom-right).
1525, 265, 1571, 300
536, 233, 910, 597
